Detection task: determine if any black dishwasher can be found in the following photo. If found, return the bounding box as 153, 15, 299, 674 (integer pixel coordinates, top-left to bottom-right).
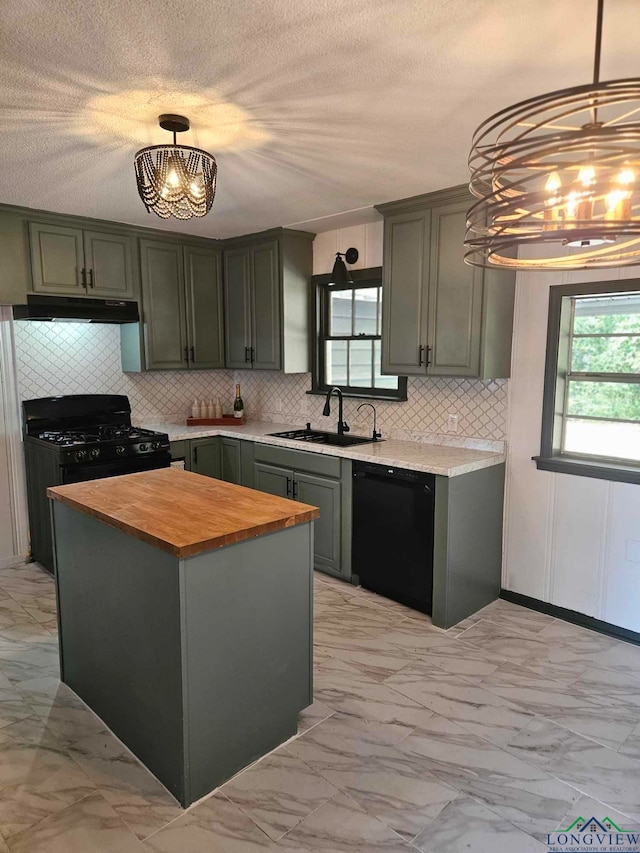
352, 461, 435, 614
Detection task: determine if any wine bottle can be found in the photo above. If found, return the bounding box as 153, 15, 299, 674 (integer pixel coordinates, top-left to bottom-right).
233, 384, 244, 419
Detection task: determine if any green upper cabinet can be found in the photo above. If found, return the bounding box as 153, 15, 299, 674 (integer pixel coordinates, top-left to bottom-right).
134, 238, 224, 371
185, 246, 225, 369
376, 186, 515, 380
251, 241, 280, 370
83, 231, 135, 298
140, 239, 188, 370
30, 222, 137, 298
29, 223, 85, 294
223, 246, 252, 369
223, 228, 313, 373
0, 213, 34, 304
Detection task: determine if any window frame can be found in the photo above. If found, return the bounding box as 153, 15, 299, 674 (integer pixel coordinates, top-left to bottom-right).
535, 278, 640, 485
309, 266, 408, 401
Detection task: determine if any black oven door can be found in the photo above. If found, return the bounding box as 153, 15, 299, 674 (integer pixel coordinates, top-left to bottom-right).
61, 452, 171, 484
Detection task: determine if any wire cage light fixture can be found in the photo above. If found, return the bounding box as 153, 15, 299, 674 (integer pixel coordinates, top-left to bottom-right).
134, 114, 217, 220
465, 0, 640, 270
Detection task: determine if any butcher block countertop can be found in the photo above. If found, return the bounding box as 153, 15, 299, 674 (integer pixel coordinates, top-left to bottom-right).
47, 468, 320, 558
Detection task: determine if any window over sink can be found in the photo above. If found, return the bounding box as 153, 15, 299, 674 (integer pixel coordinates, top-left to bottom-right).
310, 267, 407, 401
535, 280, 640, 484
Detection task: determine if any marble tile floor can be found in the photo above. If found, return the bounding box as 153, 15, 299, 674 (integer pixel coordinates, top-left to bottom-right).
0, 563, 638, 851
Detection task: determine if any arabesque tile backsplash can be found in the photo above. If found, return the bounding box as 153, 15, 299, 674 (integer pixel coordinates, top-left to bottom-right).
13, 321, 508, 445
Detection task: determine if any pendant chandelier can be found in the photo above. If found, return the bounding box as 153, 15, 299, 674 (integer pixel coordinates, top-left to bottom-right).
134, 114, 217, 220
465, 0, 640, 270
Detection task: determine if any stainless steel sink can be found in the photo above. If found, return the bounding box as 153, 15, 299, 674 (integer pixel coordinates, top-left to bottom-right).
268, 427, 381, 447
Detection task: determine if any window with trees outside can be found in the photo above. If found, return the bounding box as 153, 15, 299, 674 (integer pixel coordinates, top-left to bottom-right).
536, 281, 640, 483
311, 271, 407, 400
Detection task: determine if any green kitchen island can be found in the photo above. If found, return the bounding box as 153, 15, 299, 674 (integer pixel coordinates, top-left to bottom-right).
47, 467, 318, 807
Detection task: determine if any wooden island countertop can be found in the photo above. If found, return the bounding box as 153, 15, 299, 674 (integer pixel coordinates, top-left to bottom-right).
47, 467, 320, 558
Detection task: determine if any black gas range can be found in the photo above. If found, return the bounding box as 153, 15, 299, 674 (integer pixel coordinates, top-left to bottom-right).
23, 394, 170, 572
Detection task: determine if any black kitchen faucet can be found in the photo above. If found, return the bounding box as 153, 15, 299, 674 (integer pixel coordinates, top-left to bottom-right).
322, 387, 350, 435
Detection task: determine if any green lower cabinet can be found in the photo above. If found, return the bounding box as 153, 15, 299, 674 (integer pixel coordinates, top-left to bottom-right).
295, 472, 341, 574
190, 438, 221, 479
221, 437, 242, 485
169, 440, 191, 470
253, 448, 350, 579
254, 462, 292, 499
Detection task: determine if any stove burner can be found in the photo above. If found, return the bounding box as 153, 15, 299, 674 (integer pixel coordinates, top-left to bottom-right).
37, 425, 161, 447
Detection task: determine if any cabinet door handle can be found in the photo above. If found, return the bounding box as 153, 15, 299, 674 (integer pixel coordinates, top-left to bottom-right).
184, 346, 190, 363
87, 268, 94, 289
418, 344, 425, 366
425, 345, 432, 367
250, 347, 255, 364
286, 476, 292, 497
244, 346, 251, 363
193, 446, 198, 465
81, 268, 87, 288
292, 479, 298, 500
190, 346, 195, 362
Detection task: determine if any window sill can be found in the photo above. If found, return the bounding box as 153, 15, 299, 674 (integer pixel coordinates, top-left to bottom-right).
533, 454, 640, 485
307, 386, 407, 403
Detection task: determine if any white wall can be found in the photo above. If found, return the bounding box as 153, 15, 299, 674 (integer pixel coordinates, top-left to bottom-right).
0, 307, 28, 567
312, 221, 383, 275
504, 252, 640, 632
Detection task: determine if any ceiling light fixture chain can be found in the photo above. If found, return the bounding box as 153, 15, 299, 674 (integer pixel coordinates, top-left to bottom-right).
465, 0, 640, 271
134, 114, 217, 220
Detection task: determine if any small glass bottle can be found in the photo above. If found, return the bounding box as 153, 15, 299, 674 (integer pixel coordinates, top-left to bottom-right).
214, 398, 223, 419
206, 399, 214, 419
191, 399, 201, 419
233, 384, 244, 419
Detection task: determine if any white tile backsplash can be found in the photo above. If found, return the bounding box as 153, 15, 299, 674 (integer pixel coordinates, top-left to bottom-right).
13, 321, 508, 443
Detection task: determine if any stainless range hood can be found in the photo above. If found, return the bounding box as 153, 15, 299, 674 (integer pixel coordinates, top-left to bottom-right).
13, 295, 139, 324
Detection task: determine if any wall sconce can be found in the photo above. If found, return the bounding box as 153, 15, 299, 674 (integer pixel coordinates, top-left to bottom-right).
329, 248, 359, 284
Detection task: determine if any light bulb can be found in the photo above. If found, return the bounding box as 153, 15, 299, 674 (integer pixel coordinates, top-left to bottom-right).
617, 168, 635, 185
545, 171, 561, 194
566, 191, 579, 218
190, 179, 203, 198
578, 166, 596, 187
167, 170, 179, 187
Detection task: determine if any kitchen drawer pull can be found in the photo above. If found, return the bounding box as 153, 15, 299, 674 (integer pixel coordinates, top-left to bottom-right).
286, 476, 292, 497
193, 446, 198, 465
87, 268, 94, 289
292, 480, 298, 500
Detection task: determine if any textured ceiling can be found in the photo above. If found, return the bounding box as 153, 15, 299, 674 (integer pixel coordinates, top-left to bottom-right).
1, 0, 639, 237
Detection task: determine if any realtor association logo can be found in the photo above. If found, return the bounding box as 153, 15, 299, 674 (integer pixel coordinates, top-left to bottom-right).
547, 816, 640, 852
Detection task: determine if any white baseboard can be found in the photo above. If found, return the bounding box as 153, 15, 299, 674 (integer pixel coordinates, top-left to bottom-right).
0, 554, 30, 570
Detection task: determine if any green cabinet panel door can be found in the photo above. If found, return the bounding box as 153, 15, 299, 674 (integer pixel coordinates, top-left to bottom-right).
83, 230, 136, 298
220, 438, 242, 485
381, 211, 430, 375
29, 222, 85, 294
427, 200, 483, 377
254, 462, 291, 499
140, 239, 188, 370
191, 438, 221, 479
251, 241, 281, 370
295, 472, 341, 574
377, 186, 515, 380
224, 247, 252, 369
185, 246, 224, 369
0, 213, 30, 304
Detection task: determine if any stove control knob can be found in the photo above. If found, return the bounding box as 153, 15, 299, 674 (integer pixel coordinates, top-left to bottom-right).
151, 441, 160, 450
89, 448, 100, 460
139, 443, 148, 452
75, 450, 86, 461
115, 445, 125, 455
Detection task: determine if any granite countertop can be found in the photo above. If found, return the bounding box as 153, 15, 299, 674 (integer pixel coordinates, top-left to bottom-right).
142, 420, 506, 477
47, 468, 319, 558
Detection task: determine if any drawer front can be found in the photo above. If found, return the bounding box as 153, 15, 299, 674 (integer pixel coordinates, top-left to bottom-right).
253, 443, 341, 479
